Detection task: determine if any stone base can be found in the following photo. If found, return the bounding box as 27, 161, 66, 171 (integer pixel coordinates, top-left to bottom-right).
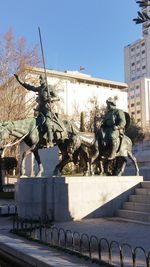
15, 175, 143, 222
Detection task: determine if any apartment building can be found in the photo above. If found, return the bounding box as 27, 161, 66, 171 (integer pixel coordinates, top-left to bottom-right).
124, 5, 150, 130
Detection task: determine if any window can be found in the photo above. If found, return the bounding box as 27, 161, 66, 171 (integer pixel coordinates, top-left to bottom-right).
137, 101, 140, 105
142, 65, 146, 69
137, 110, 141, 114
136, 93, 140, 97
131, 103, 134, 107
142, 50, 145, 54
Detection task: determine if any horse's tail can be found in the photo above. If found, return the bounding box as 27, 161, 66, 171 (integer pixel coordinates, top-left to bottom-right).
118, 134, 132, 157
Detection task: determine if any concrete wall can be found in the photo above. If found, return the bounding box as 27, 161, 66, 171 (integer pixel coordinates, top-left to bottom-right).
15, 176, 143, 222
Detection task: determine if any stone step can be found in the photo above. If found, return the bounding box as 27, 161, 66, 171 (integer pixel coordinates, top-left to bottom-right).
123, 202, 150, 212
135, 188, 150, 195
116, 182, 150, 224
117, 209, 150, 223
112, 216, 150, 226
129, 194, 150, 203
141, 181, 150, 188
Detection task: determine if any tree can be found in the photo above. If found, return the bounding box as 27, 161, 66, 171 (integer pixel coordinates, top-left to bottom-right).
125, 117, 145, 144
133, 1, 150, 26
86, 96, 106, 132
80, 111, 86, 132
0, 29, 41, 121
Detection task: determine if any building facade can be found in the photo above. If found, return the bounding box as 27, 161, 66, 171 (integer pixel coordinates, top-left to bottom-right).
124, 5, 150, 130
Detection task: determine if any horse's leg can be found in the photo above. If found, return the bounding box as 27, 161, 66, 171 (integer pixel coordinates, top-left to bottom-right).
53, 155, 71, 176
128, 151, 139, 176
115, 157, 127, 176
32, 149, 44, 177
20, 148, 32, 177
90, 141, 100, 176
20, 145, 37, 177
99, 159, 104, 175
80, 148, 91, 176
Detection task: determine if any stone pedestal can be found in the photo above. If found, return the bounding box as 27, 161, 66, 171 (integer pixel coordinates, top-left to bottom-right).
15, 175, 143, 221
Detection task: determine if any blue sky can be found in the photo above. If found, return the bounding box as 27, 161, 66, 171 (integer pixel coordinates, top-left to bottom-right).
0, 0, 141, 82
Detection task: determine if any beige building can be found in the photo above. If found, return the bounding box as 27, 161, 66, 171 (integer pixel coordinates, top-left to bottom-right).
23, 67, 128, 124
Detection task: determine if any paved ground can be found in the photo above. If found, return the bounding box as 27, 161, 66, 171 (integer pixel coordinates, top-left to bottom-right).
54, 217, 150, 253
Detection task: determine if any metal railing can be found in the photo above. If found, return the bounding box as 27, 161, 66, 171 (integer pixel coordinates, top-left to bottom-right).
12, 215, 150, 267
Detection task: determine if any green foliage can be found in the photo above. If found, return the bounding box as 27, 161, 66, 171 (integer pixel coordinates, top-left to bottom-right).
0, 192, 14, 199
86, 96, 106, 132
125, 117, 145, 144
1, 157, 17, 170
61, 162, 77, 175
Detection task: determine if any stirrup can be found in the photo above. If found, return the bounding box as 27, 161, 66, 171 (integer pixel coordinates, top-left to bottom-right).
108, 152, 116, 160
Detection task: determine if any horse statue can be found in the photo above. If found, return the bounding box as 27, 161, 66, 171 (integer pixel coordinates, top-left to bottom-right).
0, 116, 77, 177
0, 114, 139, 177
54, 128, 140, 177
53, 132, 100, 176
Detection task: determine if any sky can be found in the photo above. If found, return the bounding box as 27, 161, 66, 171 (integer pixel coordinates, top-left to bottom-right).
0, 0, 142, 82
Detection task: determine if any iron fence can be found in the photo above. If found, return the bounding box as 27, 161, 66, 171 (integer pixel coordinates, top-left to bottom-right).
12, 215, 150, 267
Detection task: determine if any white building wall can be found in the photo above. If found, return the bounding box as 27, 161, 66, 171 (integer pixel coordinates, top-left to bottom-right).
25, 70, 128, 121
124, 37, 148, 83
124, 32, 150, 129
127, 78, 150, 129
64, 81, 127, 116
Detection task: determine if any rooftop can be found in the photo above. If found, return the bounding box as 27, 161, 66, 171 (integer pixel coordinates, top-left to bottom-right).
27, 67, 127, 90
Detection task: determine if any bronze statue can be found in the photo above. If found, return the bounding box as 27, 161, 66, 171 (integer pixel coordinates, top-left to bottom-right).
0, 79, 139, 177
101, 97, 127, 160
0, 118, 77, 176
14, 74, 67, 147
